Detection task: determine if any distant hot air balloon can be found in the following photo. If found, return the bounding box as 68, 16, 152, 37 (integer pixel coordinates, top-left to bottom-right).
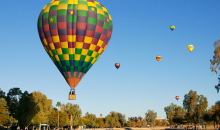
37, 0, 113, 100
115, 63, 120, 69
156, 55, 161, 62
170, 25, 175, 31
175, 96, 179, 101
187, 45, 194, 52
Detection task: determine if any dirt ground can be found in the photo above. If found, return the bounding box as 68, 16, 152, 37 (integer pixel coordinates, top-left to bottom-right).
83, 126, 217, 130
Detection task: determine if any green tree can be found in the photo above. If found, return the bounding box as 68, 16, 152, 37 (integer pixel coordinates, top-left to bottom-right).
31, 91, 52, 127
81, 117, 92, 127
155, 120, 162, 126
0, 98, 10, 125
61, 103, 82, 128
162, 120, 169, 126
142, 119, 147, 127
105, 115, 113, 127
115, 121, 121, 128
48, 109, 57, 127
183, 90, 208, 125
210, 40, 220, 92
6, 88, 22, 120
173, 106, 186, 124
6, 88, 39, 129
128, 117, 135, 122
136, 121, 142, 127
95, 123, 99, 128
105, 111, 120, 128
165, 103, 186, 125
210, 40, 220, 75
206, 101, 220, 128
77, 117, 83, 126
48, 109, 69, 127
125, 122, 130, 127
56, 102, 61, 128
96, 118, 105, 128
0, 89, 6, 98
203, 112, 211, 124
131, 121, 136, 127
16, 91, 39, 128
59, 111, 69, 127
84, 112, 96, 128
196, 95, 208, 125
117, 113, 126, 127
128, 118, 132, 127
183, 90, 199, 124
145, 110, 157, 127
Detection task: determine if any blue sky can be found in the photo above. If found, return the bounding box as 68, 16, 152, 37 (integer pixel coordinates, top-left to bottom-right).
0, 0, 220, 120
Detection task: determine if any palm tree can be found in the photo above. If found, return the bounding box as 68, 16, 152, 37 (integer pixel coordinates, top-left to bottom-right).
56, 102, 61, 129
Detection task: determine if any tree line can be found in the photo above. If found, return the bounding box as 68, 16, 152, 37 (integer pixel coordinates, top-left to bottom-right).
0, 88, 167, 130
1, 88, 220, 130
164, 90, 220, 129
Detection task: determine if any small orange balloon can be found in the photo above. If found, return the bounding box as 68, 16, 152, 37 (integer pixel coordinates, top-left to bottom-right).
115, 63, 120, 69
175, 96, 179, 101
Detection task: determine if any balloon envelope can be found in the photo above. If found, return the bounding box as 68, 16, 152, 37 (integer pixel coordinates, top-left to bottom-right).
115, 63, 120, 69
37, 0, 113, 88
170, 25, 175, 31
175, 96, 179, 101
187, 45, 194, 52
156, 55, 161, 62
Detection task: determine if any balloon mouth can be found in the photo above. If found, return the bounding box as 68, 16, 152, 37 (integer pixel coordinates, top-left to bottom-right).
67, 78, 81, 88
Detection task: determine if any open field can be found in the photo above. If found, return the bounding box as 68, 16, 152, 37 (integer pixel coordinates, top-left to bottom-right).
83, 126, 218, 130
0, 126, 218, 130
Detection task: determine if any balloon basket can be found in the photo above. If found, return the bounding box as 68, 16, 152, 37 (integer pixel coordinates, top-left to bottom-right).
69, 94, 76, 100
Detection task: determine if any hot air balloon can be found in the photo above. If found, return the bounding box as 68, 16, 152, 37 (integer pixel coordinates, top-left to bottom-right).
187, 45, 194, 52
170, 25, 175, 31
37, 0, 113, 100
115, 63, 120, 69
175, 96, 179, 101
156, 55, 161, 62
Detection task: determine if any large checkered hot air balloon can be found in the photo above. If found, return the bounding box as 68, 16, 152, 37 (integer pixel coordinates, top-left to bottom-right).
37, 0, 113, 100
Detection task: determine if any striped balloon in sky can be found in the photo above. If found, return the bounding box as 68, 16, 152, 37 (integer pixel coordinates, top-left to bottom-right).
37, 0, 113, 88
